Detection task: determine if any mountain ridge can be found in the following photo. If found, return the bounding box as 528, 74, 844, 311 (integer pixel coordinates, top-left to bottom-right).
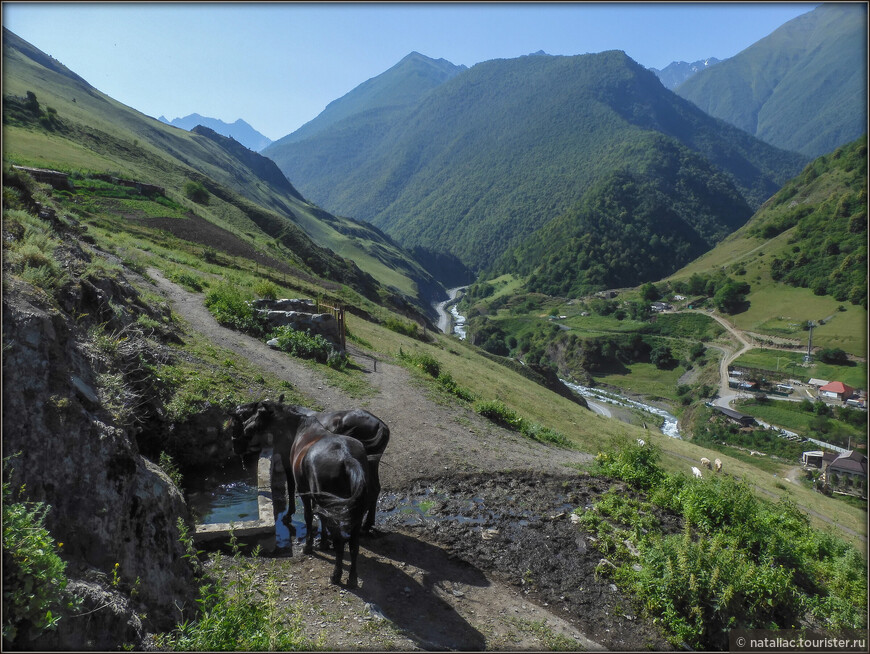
159, 113, 273, 152
265, 49, 807, 277
676, 3, 867, 157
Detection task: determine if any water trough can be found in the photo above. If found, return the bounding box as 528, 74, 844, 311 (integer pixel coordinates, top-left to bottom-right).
192, 448, 281, 552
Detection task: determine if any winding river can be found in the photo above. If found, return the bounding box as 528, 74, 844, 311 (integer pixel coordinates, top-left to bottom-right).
561, 380, 682, 439
434, 287, 467, 339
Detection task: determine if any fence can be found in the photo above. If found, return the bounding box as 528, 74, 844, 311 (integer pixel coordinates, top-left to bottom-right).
316, 299, 346, 351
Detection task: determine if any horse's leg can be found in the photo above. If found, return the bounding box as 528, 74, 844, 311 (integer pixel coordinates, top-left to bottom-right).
362, 463, 381, 535
329, 524, 345, 586
346, 524, 361, 589
301, 495, 315, 555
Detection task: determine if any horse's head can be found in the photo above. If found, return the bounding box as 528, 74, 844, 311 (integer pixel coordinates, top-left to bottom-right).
228, 400, 272, 456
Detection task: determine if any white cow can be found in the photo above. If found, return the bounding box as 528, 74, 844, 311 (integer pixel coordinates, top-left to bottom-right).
700, 457, 712, 470
714, 458, 722, 472
691, 466, 702, 478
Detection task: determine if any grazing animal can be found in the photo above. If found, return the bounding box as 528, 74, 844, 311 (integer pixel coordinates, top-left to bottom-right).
691, 466, 702, 478
228, 398, 389, 535
292, 416, 369, 587
714, 458, 722, 472
636, 438, 645, 447
700, 457, 712, 470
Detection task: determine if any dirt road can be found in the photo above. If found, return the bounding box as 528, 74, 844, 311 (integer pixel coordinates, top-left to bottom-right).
147, 269, 672, 650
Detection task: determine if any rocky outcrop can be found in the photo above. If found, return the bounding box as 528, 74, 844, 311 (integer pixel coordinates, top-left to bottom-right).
253, 298, 344, 349
2, 277, 196, 646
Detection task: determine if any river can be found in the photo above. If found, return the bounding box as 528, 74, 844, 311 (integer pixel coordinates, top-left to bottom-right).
561, 380, 682, 439
434, 287, 467, 339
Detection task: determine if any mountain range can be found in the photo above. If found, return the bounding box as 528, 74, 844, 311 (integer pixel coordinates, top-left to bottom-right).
676, 2, 867, 158
264, 49, 807, 284
649, 57, 720, 90
158, 113, 272, 152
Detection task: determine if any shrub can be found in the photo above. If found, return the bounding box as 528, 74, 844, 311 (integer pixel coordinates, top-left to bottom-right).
594, 438, 665, 491
384, 317, 420, 339
474, 399, 527, 431
184, 180, 209, 204
253, 281, 279, 301
271, 326, 333, 364
154, 529, 316, 651
204, 284, 269, 336
2, 462, 76, 647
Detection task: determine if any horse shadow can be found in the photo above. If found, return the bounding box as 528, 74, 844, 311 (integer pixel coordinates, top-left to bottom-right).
343, 530, 489, 650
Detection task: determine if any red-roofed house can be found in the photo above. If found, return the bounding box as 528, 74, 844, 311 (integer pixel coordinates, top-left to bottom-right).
818, 381, 855, 401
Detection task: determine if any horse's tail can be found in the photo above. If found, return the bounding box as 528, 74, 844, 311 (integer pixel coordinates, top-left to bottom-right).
307, 456, 368, 532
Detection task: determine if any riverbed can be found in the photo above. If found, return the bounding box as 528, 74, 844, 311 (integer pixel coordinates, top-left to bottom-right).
433, 286, 467, 338
561, 380, 682, 438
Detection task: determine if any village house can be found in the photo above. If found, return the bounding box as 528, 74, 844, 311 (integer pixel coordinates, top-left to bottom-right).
650, 301, 672, 313
822, 450, 868, 498
818, 381, 855, 402
713, 406, 756, 428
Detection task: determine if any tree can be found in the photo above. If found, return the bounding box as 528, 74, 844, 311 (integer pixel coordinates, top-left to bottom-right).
818, 348, 850, 365
712, 278, 750, 314
640, 282, 661, 302
650, 343, 677, 369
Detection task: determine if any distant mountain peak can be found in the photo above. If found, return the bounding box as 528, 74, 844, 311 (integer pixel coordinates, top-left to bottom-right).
649, 58, 721, 90
161, 113, 272, 152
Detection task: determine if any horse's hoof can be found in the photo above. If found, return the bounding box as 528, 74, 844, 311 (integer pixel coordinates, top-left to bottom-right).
330, 574, 342, 585
303, 545, 314, 555
347, 576, 359, 589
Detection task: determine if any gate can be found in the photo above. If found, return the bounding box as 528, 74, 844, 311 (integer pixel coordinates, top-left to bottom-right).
316, 299, 346, 350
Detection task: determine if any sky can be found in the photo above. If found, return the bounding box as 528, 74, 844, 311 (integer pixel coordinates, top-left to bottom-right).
2, 2, 820, 141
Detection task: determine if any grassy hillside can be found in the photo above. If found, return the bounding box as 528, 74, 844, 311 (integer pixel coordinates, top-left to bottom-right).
669, 137, 867, 355
265, 49, 806, 275
676, 3, 867, 158
2, 28, 442, 309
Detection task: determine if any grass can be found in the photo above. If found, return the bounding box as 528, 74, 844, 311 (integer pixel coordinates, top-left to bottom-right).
732, 348, 867, 388
586, 439, 867, 649
735, 399, 866, 448
592, 362, 688, 402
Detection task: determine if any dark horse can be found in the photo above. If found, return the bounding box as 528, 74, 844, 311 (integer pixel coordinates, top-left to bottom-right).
292, 416, 369, 587
229, 404, 369, 586
228, 397, 389, 534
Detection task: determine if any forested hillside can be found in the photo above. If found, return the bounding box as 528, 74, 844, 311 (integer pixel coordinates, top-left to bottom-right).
751, 137, 867, 307
676, 3, 867, 158
267, 50, 806, 275
497, 133, 752, 295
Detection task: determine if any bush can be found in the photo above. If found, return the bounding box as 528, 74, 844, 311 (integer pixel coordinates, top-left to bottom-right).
384, 317, 421, 339
2, 463, 76, 647
184, 181, 209, 204
253, 281, 279, 301
271, 326, 334, 364
204, 284, 269, 336
154, 529, 315, 651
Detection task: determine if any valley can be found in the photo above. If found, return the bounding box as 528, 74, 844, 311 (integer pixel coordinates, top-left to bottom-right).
2, 7, 867, 651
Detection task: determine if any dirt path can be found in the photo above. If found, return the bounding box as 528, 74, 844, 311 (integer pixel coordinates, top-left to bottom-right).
146, 269, 673, 650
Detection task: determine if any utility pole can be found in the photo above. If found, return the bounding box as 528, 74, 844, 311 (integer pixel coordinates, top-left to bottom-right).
804, 321, 815, 363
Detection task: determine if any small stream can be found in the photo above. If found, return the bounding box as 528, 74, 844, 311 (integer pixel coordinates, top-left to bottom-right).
561, 380, 682, 439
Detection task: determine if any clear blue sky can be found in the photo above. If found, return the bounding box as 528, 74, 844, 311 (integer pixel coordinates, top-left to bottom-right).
3, 2, 819, 141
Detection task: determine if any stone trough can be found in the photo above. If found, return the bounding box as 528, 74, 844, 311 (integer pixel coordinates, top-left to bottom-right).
193, 448, 282, 553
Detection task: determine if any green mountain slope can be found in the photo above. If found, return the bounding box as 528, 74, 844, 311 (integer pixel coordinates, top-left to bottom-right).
676, 3, 867, 158
498, 133, 753, 295
2, 28, 441, 309
672, 136, 867, 309
266, 50, 806, 275
265, 51, 465, 147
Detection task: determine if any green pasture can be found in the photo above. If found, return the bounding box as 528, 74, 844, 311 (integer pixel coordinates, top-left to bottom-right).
733, 348, 867, 388
735, 399, 866, 447
592, 362, 687, 403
